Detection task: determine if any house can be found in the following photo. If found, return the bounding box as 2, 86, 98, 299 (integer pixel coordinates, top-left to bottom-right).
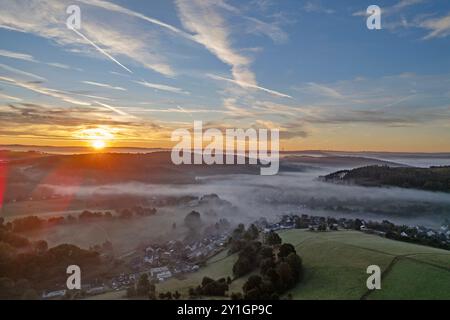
156, 270, 173, 282
150, 266, 170, 278
42, 289, 66, 299
87, 286, 107, 295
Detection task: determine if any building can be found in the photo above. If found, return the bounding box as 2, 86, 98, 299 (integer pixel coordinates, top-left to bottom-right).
42, 290, 66, 299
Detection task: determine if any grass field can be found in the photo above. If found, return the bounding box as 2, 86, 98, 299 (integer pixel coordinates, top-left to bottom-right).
279, 229, 450, 300
88, 230, 450, 300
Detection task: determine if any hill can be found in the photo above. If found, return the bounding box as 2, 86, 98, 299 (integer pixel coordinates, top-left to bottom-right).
280, 229, 450, 300
91, 230, 449, 300
322, 165, 450, 193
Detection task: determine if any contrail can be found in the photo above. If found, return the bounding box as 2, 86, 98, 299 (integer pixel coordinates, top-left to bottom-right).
95, 101, 130, 116
69, 26, 133, 74
177, 105, 193, 118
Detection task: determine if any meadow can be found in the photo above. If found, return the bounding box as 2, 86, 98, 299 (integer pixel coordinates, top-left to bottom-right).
88, 229, 450, 300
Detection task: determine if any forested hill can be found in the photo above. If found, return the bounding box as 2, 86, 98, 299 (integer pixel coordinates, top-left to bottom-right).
321, 165, 450, 193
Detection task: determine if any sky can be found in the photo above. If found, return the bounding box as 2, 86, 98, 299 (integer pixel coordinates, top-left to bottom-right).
0, 0, 450, 152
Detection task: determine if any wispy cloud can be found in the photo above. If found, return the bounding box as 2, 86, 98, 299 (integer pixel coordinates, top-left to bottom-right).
0, 93, 22, 102
420, 13, 450, 39
76, 0, 192, 39
68, 26, 133, 74
94, 101, 131, 116
0, 76, 90, 106
0, 49, 37, 62
303, 1, 335, 14
82, 80, 126, 91
176, 0, 256, 85
353, 0, 425, 17
208, 74, 292, 99
0, 48, 79, 71
0, 0, 174, 76
0, 63, 46, 81
134, 80, 189, 95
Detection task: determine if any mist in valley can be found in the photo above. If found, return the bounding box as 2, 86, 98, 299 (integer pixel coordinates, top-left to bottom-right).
23, 156, 450, 255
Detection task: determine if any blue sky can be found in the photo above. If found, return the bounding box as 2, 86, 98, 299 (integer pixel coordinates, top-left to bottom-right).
0, 0, 450, 151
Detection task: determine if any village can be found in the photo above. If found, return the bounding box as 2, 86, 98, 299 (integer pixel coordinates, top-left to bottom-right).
41, 211, 450, 299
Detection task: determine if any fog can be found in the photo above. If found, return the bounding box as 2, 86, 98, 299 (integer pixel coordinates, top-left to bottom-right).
23, 157, 450, 254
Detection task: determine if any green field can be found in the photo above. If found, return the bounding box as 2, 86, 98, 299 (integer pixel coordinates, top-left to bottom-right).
279, 229, 450, 300
89, 230, 450, 300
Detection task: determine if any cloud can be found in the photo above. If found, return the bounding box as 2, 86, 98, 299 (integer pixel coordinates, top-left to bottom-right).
0, 93, 22, 102
0, 48, 79, 71
0, 49, 37, 62
208, 74, 292, 99
420, 13, 450, 39
300, 82, 345, 99
68, 26, 133, 74
134, 80, 189, 95
82, 81, 126, 91
352, 0, 425, 17
303, 1, 335, 14
292, 73, 450, 126
0, 76, 90, 106
0, 63, 46, 81
0, 0, 174, 76
243, 16, 288, 44
76, 0, 192, 39
94, 101, 131, 117
175, 0, 256, 85
45, 62, 71, 70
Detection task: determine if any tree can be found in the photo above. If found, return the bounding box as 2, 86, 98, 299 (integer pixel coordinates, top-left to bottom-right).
184, 211, 201, 231
260, 258, 275, 276
230, 292, 243, 300
233, 256, 253, 277
21, 288, 38, 300
136, 274, 150, 296
277, 243, 296, 259
0, 278, 15, 299
33, 240, 48, 254
264, 231, 281, 246
244, 224, 259, 240
243, 275, 262, 293
285, 253, 303, 281
276, 262, 295, 291
198, 277, 229, 296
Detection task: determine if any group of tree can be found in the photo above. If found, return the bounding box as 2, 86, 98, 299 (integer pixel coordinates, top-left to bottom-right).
237, 243, 303, 300
0, 277, 39, 300
228, 226, 303, 300
126, 274, 156, 299
324, 165, 450, 193
1, 221, 101, 297
126, 274, 183, 300
189, 276, 230, 297
4, 207, 158, 234
365, 220, 450, 250
228, 224, 260, 254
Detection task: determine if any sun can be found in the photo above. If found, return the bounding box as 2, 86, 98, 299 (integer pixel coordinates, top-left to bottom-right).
91, 139, 106, 150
